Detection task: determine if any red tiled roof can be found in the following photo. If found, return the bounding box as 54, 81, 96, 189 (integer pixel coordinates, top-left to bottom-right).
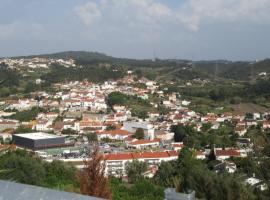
103, 150, 179, 161
172, 143, 184, 148
167, 150, 179, 157
216, 149, 240, 157
133, 151, 170, 159
129, 139, 160, 146
0, 121, 17, 125
98, 129, 132, 136
104, 153, 133, 160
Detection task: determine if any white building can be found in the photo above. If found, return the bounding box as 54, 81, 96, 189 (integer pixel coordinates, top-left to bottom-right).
123, 121, 155, 140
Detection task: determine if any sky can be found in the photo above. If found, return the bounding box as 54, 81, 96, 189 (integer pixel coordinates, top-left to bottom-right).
0, 0, 270, 60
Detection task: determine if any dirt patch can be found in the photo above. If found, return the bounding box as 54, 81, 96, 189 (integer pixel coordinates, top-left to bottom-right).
231, 103, 270, 114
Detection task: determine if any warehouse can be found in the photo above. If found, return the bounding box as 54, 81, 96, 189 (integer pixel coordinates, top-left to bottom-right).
13, 132, 67, 150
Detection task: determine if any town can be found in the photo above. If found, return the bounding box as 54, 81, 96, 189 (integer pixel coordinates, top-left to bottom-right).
1, 57, 270, 198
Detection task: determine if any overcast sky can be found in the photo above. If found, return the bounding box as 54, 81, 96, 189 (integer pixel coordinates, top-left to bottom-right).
0, 0, 270, 60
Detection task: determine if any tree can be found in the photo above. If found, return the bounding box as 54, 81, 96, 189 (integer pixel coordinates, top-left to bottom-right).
0, 150, 78, 191
79, 145, 112, 199
86, 132, 98, 143
125, 160, 148, 183
110, 178, 164, 200
134, 128, 144, 139
136, 110, 148, 119
246, 113, 254, 120
14, 125, 35, 134
154, 146, 256, 199
106, 125, 116, 131
61, 128, 77, 135
171, 125, 186, 142
44, 160, 77, 189
154, 161, 178, 187
9, 107, 43, 122
201, 123, 212, 132
0, 150, 45, 186
107, 92, 126, 106
208, 148, 216, 161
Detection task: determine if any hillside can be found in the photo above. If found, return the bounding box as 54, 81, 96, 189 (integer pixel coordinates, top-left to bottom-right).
6, 51, 270, 82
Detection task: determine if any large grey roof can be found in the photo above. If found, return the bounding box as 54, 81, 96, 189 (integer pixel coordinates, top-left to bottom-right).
0, 180, 104, 200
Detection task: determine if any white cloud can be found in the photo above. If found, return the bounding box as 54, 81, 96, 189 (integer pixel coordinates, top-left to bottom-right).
75, 0, 270, 32
178, 0, 270, 31
0, 21, 43, 39
74, 1, 101, 27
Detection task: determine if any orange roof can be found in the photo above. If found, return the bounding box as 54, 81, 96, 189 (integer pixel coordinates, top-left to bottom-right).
216, 149, 240, 157
167, 150, 179, 157
104, 153, 133, 160
80, 120, 102, 127
104, 150, 179, 161
46, 112, 58, 115
172, 143, 184, 148
133, 151, 170, 159
129, 139, 160, 145
0, 121, 17, 125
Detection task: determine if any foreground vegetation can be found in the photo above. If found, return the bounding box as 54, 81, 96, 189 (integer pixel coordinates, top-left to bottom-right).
1, 148, 270, 200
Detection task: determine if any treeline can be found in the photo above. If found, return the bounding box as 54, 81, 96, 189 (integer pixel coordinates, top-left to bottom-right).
179, 79, 270, 104
195, 59, 270, 81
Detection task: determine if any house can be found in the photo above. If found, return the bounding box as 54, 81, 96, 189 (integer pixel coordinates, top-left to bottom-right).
215, 149, 242, 161
245, 177, 268, 191
171, 142, 184, 151
132, 151, 178, 165
214, 161, 237, 173
74, 119, 104, 133
114, 112, 128, 122
35, 120, 52, 132
104, 153, 133, 177
143, 165, 158, 178
235, 125, 247, 136
53, 121, 64, 133
104, 151, 178, 177
155, 130, 174, 141
113, 105, 126, 113
162, 100, 172, 108
45, 112, 58, 119
97, 129, 133, 141
0, 131, 12, 142
181, 100, 191, 106
195, 151, 206, 160
127, 139, 160, 149
0, 120, 19, 132
262, 121, 270, 130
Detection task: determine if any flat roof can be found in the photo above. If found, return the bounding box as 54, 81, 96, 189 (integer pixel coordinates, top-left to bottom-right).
0, 180, 103, 200
14, 132, 64, 140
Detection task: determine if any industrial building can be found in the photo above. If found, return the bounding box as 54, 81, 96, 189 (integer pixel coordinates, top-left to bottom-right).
13, 132, 67, 150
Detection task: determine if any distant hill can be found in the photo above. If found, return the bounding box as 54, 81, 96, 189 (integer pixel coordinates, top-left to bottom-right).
13, 51, 113, 62
194, 59, 270, 80
10, 51, 270, 81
